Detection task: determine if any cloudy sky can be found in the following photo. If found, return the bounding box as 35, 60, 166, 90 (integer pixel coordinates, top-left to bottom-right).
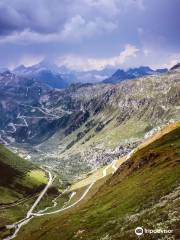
0, 0, 180, 70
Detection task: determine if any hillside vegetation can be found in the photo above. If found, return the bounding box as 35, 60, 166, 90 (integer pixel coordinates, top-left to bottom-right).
0, 144, 48, 203
16, 122, 180, 240
0, 144, 48, 238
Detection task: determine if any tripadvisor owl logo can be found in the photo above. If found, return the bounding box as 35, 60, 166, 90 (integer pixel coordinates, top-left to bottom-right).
135, 227, 144, 236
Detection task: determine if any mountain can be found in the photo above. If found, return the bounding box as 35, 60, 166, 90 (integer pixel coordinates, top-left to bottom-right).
15, 62, 167, 86
0, 67, 179, 182
170, 63, 180, 72
14, 61, 69, 89
103, 66, 168, 84
14, 62, 115, 85
15, 122, 180, 240
14, 61, 168, 86
0, 63, 179, 239
0, 70, 66, 145
103, 69, 133, 83
0, 67, 9, 74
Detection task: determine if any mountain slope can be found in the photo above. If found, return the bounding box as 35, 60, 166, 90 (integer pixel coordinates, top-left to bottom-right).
170, 63, 180, 72
0, 144, 48, 238
14, 62, 115, 85
14, 62, 69, 89
0, 68, 179, 182
16, 122, 180, 240
103, 66, 167, 84
30, 70, 179, 181
0, 144, 48, 205
0, 70, 65, 144
14, 61, 168, 86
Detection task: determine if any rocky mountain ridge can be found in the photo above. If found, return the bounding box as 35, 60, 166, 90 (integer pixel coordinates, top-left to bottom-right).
170, 62, 180, 72
13, 61, 168, 87
13, 61, 115, 87
103, 66, 167, 84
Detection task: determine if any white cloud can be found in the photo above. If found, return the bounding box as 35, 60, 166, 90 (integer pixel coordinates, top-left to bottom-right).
61, 15, 117, 41
58, 44, 139, 70
122, 0, 145, 10
160, 54, 180, 69
8, 54, 44, 69
134, 0, 145, 10
134, 46, 180, 70
85, 0, 120, 17
143, 48, 151, 56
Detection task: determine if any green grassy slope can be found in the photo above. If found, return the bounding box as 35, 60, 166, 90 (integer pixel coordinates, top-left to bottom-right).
0, 144, 48, 238
0, 144, 48, 204
16, 123, 180, 240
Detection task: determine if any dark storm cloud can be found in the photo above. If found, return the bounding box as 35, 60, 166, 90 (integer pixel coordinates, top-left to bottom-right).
0, 3, 22, 35
0, 0, 68, 36
0, 0, 121, 45
137, 0, 180, 50
0, 0, 179, 69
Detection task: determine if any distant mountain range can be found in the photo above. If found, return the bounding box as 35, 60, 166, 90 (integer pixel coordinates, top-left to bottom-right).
10, 61, 168, 88
13, 61, 115, 88
0, 63, 179, 165
103, 66, 168, 84
14, 61, 69, 89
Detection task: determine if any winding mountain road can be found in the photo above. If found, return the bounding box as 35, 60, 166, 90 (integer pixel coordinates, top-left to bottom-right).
4, 170, 53, 240
33, 181, 95, 216
3, 157, 119, 240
